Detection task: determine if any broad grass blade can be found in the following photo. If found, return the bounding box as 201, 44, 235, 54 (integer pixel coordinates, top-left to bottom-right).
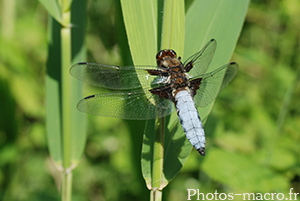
163, 0, 249, 184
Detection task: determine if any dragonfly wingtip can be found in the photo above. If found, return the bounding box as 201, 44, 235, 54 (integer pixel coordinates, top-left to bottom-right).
84, 95, 95, 99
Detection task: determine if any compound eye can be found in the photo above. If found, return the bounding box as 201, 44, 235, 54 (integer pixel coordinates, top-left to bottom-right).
156, 50, 165, 60
169, 49, 177, 58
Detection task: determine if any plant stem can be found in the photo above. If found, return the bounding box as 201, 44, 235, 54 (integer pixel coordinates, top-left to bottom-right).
1, 0, 15, 39
61, 6, 72, 201
150, 188, 162, 201
61, 169, 72, 201
61, 11, 71, 171
151, 118, 164, 201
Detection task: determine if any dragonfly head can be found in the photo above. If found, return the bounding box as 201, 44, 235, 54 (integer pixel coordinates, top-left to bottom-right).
156, 49, 181, 68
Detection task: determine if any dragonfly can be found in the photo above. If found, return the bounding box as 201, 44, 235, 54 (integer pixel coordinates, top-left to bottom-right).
70, 39, 238, 156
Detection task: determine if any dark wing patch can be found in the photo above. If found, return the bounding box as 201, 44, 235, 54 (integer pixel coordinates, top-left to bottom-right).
189, 78, 202, 97
183, 39, 216, 77
149, 85, 174, 102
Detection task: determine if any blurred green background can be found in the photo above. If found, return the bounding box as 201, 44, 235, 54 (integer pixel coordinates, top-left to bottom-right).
0, 0, 299, 201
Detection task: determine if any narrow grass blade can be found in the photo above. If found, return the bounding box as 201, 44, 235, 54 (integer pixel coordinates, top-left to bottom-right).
69, 0, 87, 165
46, 17, 63, 165
38, 0, 63, 25
45, 0, 86, 169
45, 1, 87, 200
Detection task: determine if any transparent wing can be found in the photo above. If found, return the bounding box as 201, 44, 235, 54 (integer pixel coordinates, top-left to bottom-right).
192, 62, 239, 108
77, 90, 174, 120
183, 39, 216, 77
70, 63, 165, 90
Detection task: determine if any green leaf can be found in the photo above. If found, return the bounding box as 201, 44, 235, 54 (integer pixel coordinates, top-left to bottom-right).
165, 0, 250, 174
46, 0, 87, 168
46, 17, 62, 164
38, 0, 63, 25
184, 0, 249, 118
69, 0, 87, 165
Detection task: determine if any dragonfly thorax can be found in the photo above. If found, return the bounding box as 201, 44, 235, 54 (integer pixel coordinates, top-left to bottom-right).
150, 49, 195, 102
168, 66, 192, 98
